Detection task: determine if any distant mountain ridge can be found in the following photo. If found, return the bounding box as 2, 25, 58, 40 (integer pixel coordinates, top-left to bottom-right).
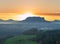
0, 17, 60, 38
0, 19, 16, 22
0, 17, 60, 22
22, 17, 47, 22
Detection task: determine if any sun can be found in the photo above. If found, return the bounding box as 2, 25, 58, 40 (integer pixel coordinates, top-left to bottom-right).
16, 12, 35, 21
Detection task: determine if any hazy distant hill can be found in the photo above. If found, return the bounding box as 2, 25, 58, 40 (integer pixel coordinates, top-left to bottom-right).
0, 17, 49, 24
53, 20, 60, 22
0, 19, 4, 22
22, 17, 46, 22
0, 17, 60, 23
6, 19, 15, 22
0, 17, 60, 37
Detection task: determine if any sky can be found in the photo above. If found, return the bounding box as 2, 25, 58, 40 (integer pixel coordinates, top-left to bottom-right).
0, 0, 60, 21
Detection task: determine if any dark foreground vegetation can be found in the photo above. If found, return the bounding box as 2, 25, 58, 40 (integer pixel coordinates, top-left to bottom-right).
0, 28, 60, 44
23, 28, 60, 44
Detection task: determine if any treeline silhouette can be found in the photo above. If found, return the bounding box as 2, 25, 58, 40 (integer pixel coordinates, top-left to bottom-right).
23, 28, 60, 44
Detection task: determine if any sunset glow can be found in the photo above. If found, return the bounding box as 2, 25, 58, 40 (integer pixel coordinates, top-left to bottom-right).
16, 12, 37, 20
0, 0, 60, 21
0, 12, 60, 21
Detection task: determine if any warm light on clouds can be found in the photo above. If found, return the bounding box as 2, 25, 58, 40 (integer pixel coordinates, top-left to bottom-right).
0, 0, 60, 21
0, 0, 60, 13
16, 12, 37, 20
0, 13, 17, 20
0, 12, 60, 21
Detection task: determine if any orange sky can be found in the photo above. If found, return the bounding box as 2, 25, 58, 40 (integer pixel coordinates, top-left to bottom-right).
0, 13, 60, 21
0, 0, 60, 21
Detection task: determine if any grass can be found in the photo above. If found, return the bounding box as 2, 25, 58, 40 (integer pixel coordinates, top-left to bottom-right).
4, 35, 38, 44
